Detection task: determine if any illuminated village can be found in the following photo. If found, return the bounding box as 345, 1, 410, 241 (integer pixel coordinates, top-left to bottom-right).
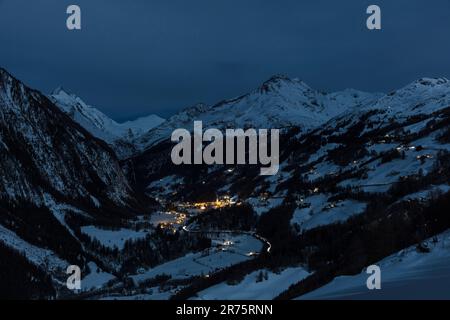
154, 195, 241, 233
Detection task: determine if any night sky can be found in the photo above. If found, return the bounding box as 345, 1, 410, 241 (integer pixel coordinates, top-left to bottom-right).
2, 0, 450, 121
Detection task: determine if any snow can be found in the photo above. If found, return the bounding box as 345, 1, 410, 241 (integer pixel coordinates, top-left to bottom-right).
50, 88, 165, 153
403, 121, 429, 134
100, 288, 173, 300
43, 194, 92, 240
80, 226, 148, 250
134, 76, 379, 150
246, 197, 284, 216
367, 77, 450, 117
263, 162, 292, 193
150, 211, 181, 227
413, 133, 450, 152
299, 229, 450, 300
4, 67, 450, 300
367, 143, 398, 154
1, 70, 136, 206
118, 115, 166, 138
308, 143, 340, 163
195, 267, 310, 300
146, 175, 184, 196
82, 262, 115, 291
399, 184, 450, 202
0, 224, 68, 273
90, 195, 101, 208
338, 144, 440, 193
131, 234, 263, 283
291, 195, 366, 232
0, 135, 8, 151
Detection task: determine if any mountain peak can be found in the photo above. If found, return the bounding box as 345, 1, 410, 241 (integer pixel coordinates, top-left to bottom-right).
0, 67, 11, 76
414, 77, 449, 86
261, 74, 298, 87
397, 77, 450, 92
0, 68, 26, 105
179, 102, 210, 116
0, 67, 16, 84
389, 77, 450, 98
264, 74, 291, 82
51, 86, 70, 96
259, 74, 311, 94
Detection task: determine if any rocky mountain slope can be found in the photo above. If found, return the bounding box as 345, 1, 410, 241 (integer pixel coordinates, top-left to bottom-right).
0, 68, 160, 298
50, 88, 165, 159
133, 75, 381, 150
126, 76, 450, 300
0, 68, 139, 210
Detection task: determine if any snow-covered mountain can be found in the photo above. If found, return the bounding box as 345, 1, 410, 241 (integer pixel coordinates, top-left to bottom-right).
125, 76, 450, 300
137, 75, 450, 217
1, 66, 450, 300
50, 88, 165, 158
0, 68, 158, 298
0, 68, 138, 208
369, 77, 450, 115
299, 229, 450, 300
134, 75, 381, 149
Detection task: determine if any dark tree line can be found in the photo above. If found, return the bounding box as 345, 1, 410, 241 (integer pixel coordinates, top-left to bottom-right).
0, 241, 55, 299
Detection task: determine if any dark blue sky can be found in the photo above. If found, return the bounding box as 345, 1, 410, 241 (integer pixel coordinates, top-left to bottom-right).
2, 0, 450, 121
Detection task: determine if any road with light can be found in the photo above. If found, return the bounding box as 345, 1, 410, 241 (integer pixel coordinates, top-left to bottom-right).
182, 225, 272, 254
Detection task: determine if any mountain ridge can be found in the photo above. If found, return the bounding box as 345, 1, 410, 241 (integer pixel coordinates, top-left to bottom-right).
50, 87, 165, 158
0, 67, 153, 217
1, 66, 450, 300
133, 75, 382, 151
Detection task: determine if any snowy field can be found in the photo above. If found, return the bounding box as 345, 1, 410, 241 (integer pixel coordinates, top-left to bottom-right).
80, 226, 148, 250
0, 224, 68, 274
146, 175, 184, 196
100, 289, 172, 300
195, 267, 310, 300
399, 184, 450, 202
291, 194, 366, 232
149, 211, 180, 227
81, 262, 115, 291
246, 197, 284, 216
131, 234, 263, 284
298, 229, 450, 300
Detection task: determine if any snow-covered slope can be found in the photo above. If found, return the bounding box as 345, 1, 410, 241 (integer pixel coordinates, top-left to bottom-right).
369, 77, 450, 116
0, 67, 156, 296
126, 75, 450, 301
2, 66, 450, 299
195, 267, 310, 300
50, 88, 165, 158
0, 68, 136, 206
129, 76, 450, 223
134, 75, 380, 149
0, 224, 69, 275
298, 230, 450, 300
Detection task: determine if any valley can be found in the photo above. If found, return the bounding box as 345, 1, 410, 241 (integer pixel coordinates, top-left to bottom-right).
1, 68, 450, 300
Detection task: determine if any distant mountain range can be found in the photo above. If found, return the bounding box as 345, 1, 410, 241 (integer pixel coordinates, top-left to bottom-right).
50, 88, 165, 159
0, 68, 139, 209
1, 67, 449, 300
49, 75, 382, 155
133, 75, 382, 150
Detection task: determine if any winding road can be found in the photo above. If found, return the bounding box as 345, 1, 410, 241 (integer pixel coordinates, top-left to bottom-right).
182, 225, 272, 254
